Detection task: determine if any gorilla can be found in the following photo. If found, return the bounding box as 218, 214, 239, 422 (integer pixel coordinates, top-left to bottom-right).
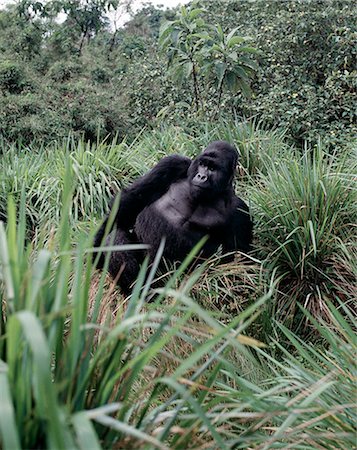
93, 141, 253, 294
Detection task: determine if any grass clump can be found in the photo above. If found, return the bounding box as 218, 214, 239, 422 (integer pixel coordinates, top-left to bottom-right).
251, 143, 356, 330
0, 137, 145, 237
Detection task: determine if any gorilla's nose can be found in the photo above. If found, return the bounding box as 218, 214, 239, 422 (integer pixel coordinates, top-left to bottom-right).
196, 173, 207, 182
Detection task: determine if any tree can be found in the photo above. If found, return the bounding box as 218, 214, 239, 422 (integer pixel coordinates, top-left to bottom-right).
204, 25, 259, 118
50, 0, 116, 54
159, 5, 209, 112
159, 3, 258, 118
106, 0, 133, 54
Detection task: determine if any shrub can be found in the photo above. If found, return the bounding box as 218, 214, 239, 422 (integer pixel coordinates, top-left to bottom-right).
0, 60, 27, 94
47, 60, 82, 82
90, 66, 111, 83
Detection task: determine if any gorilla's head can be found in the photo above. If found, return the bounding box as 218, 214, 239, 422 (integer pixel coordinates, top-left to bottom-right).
187, 141, 238, 198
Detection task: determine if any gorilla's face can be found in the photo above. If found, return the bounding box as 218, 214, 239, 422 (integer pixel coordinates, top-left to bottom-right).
188, 141, 238, 198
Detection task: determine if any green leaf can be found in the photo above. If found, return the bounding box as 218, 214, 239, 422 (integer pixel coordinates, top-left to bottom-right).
72, 412, 101, 450
226, 27, 239, 42
215, 61, 226, 82
26, 249, 51, 310
8, 311, 68, 449
238, 46, 258, 54
188, 8, 205, 20
239, 57, 259, 72
228, 36, 249, 48
185, 61, 193, 78
158, 21, 174, 46
228, 51, 238, 62
234, 66, 249, 81
216, 24, 224, 40
308, 220, 317, 256
236, 77, 253, 98
211, 43, 223, 53
0, 362, 21, 450
225, 71, 238, 93
0, 222, 15, 303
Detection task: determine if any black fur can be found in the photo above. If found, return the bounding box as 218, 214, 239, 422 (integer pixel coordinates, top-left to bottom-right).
93, 141, 252, 294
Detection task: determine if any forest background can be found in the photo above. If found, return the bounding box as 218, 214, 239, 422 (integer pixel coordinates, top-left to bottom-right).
0, 0, 355, 147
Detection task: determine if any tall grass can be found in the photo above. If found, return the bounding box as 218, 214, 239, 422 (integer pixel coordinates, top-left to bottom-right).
1, 179, 355, 448
0, 137, 151, 235
0, 169, 267, 449
251, 143, 356, 329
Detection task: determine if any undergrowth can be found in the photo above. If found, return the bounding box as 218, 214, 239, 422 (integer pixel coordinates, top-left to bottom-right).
0, 122, 356, 448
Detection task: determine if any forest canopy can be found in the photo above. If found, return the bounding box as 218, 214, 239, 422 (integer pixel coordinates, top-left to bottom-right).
0, 0, 355, 146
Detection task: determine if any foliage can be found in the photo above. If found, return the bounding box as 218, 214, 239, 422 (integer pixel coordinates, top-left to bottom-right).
250, 143, 357, 331
0, 138, 144, 237
47, 59, 82, 82
0, 165, 355, 448
50, 0, 114, 54
0, 0, 355, 444
123, 3, 173, 39
0, 0, 355, 145
159, 4, 258, 117
0, 61, 28, 94
200, 0, 357, 147
203, 25, 258, 114
0, 124, 355, 338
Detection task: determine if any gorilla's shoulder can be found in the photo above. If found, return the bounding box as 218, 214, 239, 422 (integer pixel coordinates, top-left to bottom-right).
151, 154, 191, 178
234, 196, 250, 212
159, 154, 191, 165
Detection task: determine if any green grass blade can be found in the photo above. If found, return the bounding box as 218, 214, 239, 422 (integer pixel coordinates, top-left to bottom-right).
0, 361, 21, 450
72, 412, 101, 450
8, 311, 68, 449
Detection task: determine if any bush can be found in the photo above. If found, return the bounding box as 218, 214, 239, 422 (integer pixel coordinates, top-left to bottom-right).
90, 66, 111, 83
47, 60, 82, 82
0, 91, 68, 143
0, 60, 27, 94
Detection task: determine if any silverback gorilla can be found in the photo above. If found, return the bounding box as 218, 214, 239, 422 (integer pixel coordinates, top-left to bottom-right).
93, 141, 253, 294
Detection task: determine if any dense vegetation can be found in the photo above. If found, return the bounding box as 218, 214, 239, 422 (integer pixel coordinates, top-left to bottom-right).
0, 0, 356, 448
0, 0, 355, 145
1, 121, 356, 448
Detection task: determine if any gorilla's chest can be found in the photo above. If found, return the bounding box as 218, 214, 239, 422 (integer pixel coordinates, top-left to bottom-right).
152, 181, 228, 231
135, 181, 229, 248
134, 181, 231, 260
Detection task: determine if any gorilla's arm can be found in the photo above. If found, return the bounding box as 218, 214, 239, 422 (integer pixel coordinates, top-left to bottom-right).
94, 155, 191, 249
117, 155, 191, 229
221, 197, 253, 262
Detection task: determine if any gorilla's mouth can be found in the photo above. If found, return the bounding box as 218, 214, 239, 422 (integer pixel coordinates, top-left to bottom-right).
191, 181, 208, 188
190, 184, 211, 197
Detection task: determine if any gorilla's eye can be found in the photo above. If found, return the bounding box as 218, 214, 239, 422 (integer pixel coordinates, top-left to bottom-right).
206, 163, 216, 171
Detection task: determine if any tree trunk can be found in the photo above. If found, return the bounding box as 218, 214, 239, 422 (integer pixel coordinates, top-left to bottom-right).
191, 61, 200, 112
